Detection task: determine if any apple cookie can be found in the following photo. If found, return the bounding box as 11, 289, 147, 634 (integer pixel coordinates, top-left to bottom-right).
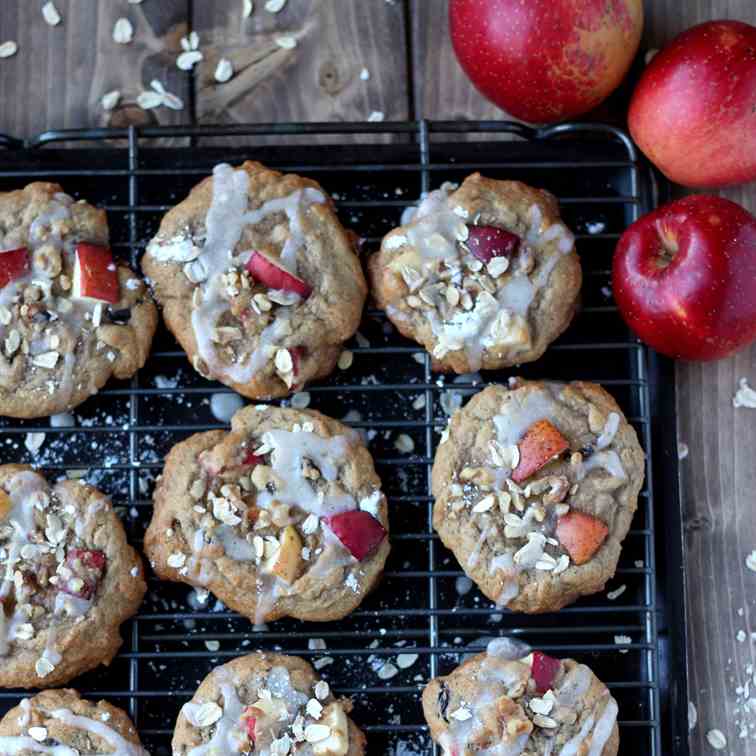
422, 639, 619, 755
369, 173, 582, 373
145, 404, 389, 624
0, 182, 157, 419
144, 161, 367, 399
0, 689, 147, 755
431, 379, 644, 613
173, 652, 366, 756
0, 465, 146, 688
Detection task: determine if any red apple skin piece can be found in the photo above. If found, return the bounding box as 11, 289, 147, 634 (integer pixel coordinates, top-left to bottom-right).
629, 20, 756, 188
327, 510, 387, 561
511, 420, 569, 484
531, 651, 562, 694
449, 0, 643, 124
467, 226, 519, 262
0, 247, 30, 289
67, 548, 106, 571
241, 449, 263, 467
243, 713, 256, 743
245, 251, 312, 299
555, 511, 609, 566
613, 195, 756, 361
74, 243, 120, 304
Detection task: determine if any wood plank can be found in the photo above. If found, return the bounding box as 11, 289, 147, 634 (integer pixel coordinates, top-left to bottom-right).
412, 1, 756, 753
191, 0, 409, 139
0, 0, 190, 142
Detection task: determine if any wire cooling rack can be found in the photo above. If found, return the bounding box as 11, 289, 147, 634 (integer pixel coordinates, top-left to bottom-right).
0, 121, 688, 756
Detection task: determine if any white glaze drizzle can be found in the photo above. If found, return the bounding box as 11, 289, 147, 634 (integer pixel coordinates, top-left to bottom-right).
148, 163, 325, 385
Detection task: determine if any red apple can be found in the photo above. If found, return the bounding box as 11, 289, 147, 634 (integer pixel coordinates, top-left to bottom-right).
327, 510, 387, 561
531, 651, 561, 693
0, 247, 30, 288
613, 195, 756, 361
241, 449, 263, 467
449, 0, 643, 123
241, 709, 257, 744
467, 226, 519, 262
629, 20, 756, 188
245, 251, 312, 299
73, 243, 120, 304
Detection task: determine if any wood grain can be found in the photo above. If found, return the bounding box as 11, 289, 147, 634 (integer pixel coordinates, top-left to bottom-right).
0, 0, 190, 141
192, 0, 410, 133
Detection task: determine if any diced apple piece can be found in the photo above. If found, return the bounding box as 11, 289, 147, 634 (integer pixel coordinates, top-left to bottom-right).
241, 449, 263, 467
241, 708, 257, 744
67, 548, 106, 571
245, 250, 312, 299
73, 243, 120, 304
511, 419, 569, 483
313, 703, 349, 756
0, 247, 29, 289
531, 651, 562, 694
289, 346, 304, 377
265, 525, 303, 585
327, 510, 386, 561
555, 511, 609, 565
0, 490, 11, 521
467, 225, 520, 262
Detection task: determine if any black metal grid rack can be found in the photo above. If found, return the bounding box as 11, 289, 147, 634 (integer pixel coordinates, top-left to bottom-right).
0, 120, 688, 756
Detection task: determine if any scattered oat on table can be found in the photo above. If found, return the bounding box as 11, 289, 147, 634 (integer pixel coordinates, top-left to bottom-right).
101, 90, 121, 111
677, 441, 689, 460
706, 729, 727, 750
394, 434, 414, 453
215, 58, 234, 83
733, 377, 756, 408
42, 2, 62, 26
688, 701, 697, 732
0, 41, 18, 59
368, 110, 385, 122
113, 18, 134, 45
265, 0, 288, 12
746, 550, 756, 573
243, 0, 254, 17
360, 67, 370, 80
275, 35, 297, 49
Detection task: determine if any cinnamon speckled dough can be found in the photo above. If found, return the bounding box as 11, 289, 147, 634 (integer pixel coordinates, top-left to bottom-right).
0, 182, 157, 418
145, 405, 389, 624
432, 380, 644, 613
0, 466, 146, 688
422, 647, 619, 755
0, 689, 147, 754
369, 173, 582, 374
173, 653, 366, 756
144, 161, 367, 400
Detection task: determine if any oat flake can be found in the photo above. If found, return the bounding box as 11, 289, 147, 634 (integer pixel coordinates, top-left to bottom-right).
733, 377, 756, 408
394, 433, 414, 453
136, 91, 163, 110
360, 67, 370, 80
688, 701, 697, 731
746, 550, 756, 572
396, 652, 418, 669
265, 0, 287, 12
113, 18, 134, 45
368, 110, 385, 122
42, 2, 62, 26
243, 0, 254, 17
101, 90, 121, 111
25, 432, 45, 455
177, 50, 203, 70
706, 729, 727, 749
337, 350, 353, 370
215, 58, 234, 83
291, 392, 310, 409
275, 35, 297, 49
0, 41, 18, 59
377, 662, 398, 680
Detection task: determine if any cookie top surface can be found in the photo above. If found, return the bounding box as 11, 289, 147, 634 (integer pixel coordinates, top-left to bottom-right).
144, 405, 390, 624
143, 162, 367, 399
0, 182, 157, 418
173, 652, 365, 756
422, 640, 619, 756
0, 688, 147, 755
431, 379, 645, 613
369, 174, 582, 373
0, 466, 146, 688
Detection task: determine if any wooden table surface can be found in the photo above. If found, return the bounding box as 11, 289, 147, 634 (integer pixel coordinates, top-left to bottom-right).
0, 0, 754, 752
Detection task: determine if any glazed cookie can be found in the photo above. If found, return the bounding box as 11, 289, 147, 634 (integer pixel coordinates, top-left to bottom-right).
432, 379, 644, 613
0, 182, 157, 418
369, 174, 581, 373
145, 405, 389, 624
0, 466, 146, 688
0, 689, 147, 755
144, 161, 367, 399
173, 652, 365, 756
422, 639, 619, 755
